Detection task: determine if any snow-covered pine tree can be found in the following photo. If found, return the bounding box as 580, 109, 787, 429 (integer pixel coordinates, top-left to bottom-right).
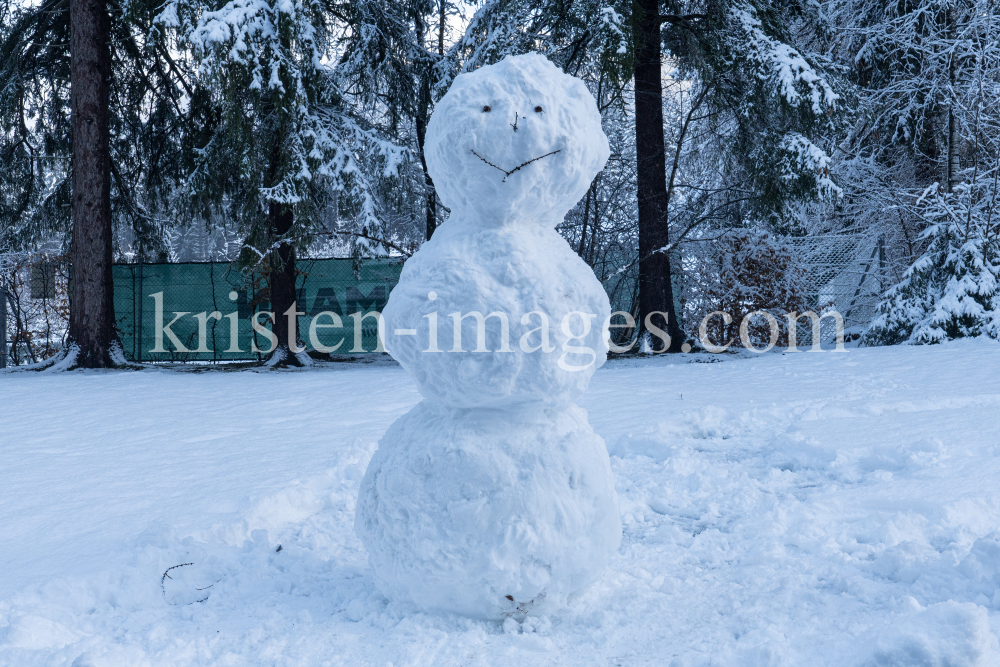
830, 0, 1000, 345
819, 0, 1000, 275
863, 187, 1000, 345
0, 0, 195, 366
156, 0, 409, 364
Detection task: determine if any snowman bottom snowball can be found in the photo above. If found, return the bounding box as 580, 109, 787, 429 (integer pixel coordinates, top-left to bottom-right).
354, 401, 622, 619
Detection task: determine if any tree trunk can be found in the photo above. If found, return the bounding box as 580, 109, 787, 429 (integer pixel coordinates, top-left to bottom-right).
269, 202, 299, 363
68, 0, 120, 367
588, 175, 601, 264
416, 13, 437, 241
578, 182, 592, 256
0, 287, 7, 368
416, 80, 437, 241
633, 0, 685, 352
438, 0, 446, 56
945, 4, 958, 194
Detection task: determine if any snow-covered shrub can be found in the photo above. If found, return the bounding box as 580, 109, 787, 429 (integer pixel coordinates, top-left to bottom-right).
684, 231, 813, 349
863, 219, 1000, 346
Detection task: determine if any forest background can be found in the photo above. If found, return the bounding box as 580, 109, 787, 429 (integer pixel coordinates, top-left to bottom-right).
2, 0, 998, 366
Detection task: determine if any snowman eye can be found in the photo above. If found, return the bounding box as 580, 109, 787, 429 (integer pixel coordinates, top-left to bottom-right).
534, 106, 543, 113
483, 105, 491, 112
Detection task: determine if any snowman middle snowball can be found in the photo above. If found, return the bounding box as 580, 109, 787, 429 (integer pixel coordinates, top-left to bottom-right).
355, 54, 621, 619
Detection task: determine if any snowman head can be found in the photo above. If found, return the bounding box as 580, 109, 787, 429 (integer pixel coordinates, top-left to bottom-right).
426, 54, 610, 227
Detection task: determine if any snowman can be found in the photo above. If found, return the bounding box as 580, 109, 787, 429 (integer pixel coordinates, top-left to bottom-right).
355, 53, 621, 619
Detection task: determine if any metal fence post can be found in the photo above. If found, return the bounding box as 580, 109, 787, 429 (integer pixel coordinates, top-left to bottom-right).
136, 253, 144, 363
0, 287, 7, 369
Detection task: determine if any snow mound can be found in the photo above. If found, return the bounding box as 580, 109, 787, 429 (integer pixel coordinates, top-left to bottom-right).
958, 533, 1000, 607
355, 402, 621, 619
0, 614, 82, 651
609, 406, 734, 460
860, 600, 1000, 666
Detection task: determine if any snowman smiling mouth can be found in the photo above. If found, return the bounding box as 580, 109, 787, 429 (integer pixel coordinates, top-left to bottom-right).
470, 148, 562, 183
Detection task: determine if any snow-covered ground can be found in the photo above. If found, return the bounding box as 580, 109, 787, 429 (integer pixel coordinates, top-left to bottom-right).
2, 341, 1000, 666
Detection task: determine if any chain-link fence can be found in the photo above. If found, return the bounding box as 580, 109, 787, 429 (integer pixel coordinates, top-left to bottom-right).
0, 253, 70, 366
784, 233, 887, 341
113, 257, 403, 362
677, 231, 887, 347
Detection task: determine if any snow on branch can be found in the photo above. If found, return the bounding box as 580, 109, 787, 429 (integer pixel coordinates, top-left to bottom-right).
599, 6, 629, 56
778, 133, 842, 198
730, 3, 839, 114
155, 0, 411, 257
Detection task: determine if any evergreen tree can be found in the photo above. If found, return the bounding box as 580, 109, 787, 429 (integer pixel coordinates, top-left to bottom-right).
156, 0, 410, 364
863, 189, 1000, 345
1, 0, 191, 366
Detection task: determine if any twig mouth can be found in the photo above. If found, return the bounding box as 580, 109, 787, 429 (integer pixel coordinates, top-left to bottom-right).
471, 149, 561, 182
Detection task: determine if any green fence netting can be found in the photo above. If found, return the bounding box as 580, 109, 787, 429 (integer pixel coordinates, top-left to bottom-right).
113, 258, 403, 362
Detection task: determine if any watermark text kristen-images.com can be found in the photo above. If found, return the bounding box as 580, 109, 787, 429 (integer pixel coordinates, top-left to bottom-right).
147, 290, 848, 368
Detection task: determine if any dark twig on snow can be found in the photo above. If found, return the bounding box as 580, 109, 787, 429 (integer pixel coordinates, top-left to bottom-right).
161, 562, 194, 597
161, 562, 214, 604
471, 149, 562, 182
